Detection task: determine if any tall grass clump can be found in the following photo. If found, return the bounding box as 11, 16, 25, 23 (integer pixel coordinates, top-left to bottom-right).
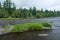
12, 22, 52, 32
12, 23, 43, 32
27, 23, 43, 30
12, 24, 29, 32
41, 22, 52, 28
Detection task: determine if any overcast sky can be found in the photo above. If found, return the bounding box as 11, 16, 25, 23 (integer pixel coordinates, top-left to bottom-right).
0, 0, 60, 10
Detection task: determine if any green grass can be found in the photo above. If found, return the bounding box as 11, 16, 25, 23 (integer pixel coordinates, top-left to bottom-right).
2, 22, 52, 33
27, 23, 43, 30
12, 24, 29, 32
41, 22, 52, 28
12, 22, 52, 32
0, 18, 20, 20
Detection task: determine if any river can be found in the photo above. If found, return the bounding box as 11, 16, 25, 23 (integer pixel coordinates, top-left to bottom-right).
0, 17, 60, 40
0, 17, 60, 27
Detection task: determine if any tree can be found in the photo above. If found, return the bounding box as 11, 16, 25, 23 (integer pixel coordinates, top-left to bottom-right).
32, 7, 36, 16
12, 3, 16, 10
11, 3, 16, 15
36, 13, 41, 18
11, 10, 21, 18
3, 1, 6, 9
41, 8, 43, 12
3, 0, 12, 16
0, 2, 1, 8
20, 8, 29, 18
29, 7, 32, 13
29, 8, 32, 17
0, 8, 8, 18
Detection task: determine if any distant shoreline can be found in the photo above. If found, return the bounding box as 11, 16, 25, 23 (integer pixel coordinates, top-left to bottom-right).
0, 16, 60, 20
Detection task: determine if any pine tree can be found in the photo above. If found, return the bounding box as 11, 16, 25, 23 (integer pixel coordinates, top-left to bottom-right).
0, 2, 1, 8
32, 7, 36, 16
3, 0, 12, 16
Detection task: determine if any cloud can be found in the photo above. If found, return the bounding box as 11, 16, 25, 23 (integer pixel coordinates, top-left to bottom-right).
47, 6, 60, 11
0, 0, 60, 10
11, 0, 57, 10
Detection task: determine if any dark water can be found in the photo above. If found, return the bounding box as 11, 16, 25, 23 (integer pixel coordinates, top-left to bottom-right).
0, 27, 60, 40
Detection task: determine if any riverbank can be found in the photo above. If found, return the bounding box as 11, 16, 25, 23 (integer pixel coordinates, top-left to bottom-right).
0, 17, 60, 20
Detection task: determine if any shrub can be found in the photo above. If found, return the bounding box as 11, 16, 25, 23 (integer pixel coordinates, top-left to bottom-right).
41, 22, 52, 28
12, 23, 43, 32
27, 23, 43, 30
12, 24, 29, 32
11, 22, 52, 32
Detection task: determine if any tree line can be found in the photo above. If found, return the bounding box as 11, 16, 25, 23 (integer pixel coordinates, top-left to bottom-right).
0, 0, 60, 18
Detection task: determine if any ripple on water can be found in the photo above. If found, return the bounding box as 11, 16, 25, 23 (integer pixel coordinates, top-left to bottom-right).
52, 27, 60, 29
38, 34, 48, 36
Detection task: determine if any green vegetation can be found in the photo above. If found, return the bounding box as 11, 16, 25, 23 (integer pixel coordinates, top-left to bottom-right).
41, 22, 52, 28
0, 18, 20, 20
12, 22, 52, 32
0, 0, 60, 18
27, 23, 43, 30
12, 23, 42, 32
2, 22, 52, 33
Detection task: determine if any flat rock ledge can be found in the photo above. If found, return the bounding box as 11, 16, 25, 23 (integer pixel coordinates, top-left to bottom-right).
0, 27, 52, 35
0, 26, 13, 35
43, 27, 51, 29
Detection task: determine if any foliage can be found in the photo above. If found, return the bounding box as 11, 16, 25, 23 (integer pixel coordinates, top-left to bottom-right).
41, 22, 52, 28
12, 24, 29, 32
0, 8, 8, 18
0, 0, 60, 18
11, 10, 21, 18
27, 23, 43, 30
12, 22, 52, 32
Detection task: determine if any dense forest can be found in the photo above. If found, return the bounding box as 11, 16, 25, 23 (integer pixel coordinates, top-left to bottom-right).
0, 0, 60, 18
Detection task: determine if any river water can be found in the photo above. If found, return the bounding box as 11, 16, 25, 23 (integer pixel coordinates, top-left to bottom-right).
0, 17, 60, 34
0, 17, 60, 40
0, 17, 60, 27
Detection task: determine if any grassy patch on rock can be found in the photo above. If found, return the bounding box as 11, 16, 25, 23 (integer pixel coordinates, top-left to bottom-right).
41, 22, 52, 28
2, 22, 52, 33
12, 22, 52, 32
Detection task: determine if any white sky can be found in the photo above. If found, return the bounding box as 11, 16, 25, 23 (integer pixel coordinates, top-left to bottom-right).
0, 0, 60, 10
